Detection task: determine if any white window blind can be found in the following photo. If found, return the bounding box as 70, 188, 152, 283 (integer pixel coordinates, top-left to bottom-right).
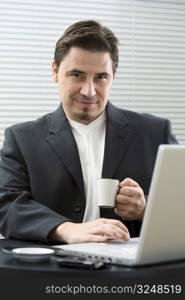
0, 0, 185, 146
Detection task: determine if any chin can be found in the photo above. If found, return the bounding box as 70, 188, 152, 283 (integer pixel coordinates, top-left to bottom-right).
74, 112, 93, 122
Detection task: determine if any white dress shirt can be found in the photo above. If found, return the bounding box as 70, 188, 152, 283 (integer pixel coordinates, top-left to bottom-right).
67, 112, 106, 222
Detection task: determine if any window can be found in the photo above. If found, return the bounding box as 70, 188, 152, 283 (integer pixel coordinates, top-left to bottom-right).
0, 0, 184, 146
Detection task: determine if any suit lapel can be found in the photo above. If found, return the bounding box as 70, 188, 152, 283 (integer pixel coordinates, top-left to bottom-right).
102, 102, 134, 178
46, 103, 134, 195
46, 105, 85, 198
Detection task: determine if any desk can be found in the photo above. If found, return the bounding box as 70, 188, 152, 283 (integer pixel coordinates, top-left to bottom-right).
0, 239, 185, 300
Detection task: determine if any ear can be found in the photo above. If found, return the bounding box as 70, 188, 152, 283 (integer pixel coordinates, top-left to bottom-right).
51, 61, 58, 82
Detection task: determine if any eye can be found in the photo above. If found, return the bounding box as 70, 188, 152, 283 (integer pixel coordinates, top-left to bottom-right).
95, 74, 108, 80
71, 73, 83, 79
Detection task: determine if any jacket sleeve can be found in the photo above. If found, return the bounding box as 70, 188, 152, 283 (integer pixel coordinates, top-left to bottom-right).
0, 127, 71, 243
165, 119, 179, 145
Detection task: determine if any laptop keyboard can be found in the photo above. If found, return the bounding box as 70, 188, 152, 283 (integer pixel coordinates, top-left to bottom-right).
56, 238, 139, 261
106, 243, 137, 258
81, 240, 138, 259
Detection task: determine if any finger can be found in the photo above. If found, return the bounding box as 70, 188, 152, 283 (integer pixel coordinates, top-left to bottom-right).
116, 193, 136, 205
83, 218, 130, 239
115, 201, 132, 213
86, 234, 113, 243
119, 178, 138, 188
99, 218, 130, 234
116, 205, 133, 215
90, 223, 130, 241
116, 197, 142, 213
90, 224, 122, 239
114, 207, 134, 220
119, 187, 143, 202
118, 186, 136, 197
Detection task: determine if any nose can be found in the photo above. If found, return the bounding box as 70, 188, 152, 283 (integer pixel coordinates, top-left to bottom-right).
80, 80, 96, 97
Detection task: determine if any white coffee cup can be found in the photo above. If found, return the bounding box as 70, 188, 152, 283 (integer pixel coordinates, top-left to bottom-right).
97, 178, 119, 208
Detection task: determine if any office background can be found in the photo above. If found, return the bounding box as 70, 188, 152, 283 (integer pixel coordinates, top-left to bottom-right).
0, 0, 185, 147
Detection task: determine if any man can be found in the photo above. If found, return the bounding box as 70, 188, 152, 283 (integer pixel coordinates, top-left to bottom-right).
0, 20, 177, 244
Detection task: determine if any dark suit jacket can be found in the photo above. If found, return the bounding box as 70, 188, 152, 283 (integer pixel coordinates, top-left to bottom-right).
0, 102, 178, 242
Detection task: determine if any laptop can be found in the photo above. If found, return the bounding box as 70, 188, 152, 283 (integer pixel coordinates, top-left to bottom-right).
55, 145, 185, 266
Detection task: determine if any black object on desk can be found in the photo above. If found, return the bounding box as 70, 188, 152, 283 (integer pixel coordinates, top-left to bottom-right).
1, 238, 185, 300
56, 257, 105, 270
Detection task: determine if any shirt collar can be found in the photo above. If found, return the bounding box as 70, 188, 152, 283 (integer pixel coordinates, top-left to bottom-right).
67, 111, 106, 134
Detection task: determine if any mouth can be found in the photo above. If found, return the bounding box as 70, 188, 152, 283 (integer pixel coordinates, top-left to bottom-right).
74, 98, 98, 107
77, 101, 96, 105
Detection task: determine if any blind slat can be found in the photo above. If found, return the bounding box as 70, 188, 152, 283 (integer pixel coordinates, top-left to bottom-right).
0, 0, 185, 145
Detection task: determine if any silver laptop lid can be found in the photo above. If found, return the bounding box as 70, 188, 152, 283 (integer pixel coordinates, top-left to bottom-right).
136, 145, 185, 265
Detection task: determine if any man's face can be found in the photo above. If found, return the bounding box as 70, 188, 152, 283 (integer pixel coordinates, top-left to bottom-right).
52, 47, 114, 124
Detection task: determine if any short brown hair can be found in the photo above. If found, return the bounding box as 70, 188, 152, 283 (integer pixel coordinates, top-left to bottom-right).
54, 20, 119, 74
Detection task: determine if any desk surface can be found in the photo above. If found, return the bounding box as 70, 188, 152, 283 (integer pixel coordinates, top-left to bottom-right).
0, 238, 185, 299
